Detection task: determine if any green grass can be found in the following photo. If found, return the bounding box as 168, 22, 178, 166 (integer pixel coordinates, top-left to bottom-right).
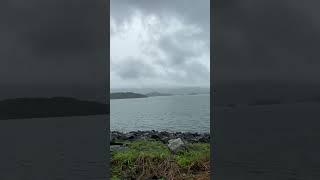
111, 139, 210, 179
175, 143, 210, 167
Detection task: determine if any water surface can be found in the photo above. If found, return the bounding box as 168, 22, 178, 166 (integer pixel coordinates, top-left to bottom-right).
0, 115, 107, 180
111, 94, 210, 133
215, 102, 320, 179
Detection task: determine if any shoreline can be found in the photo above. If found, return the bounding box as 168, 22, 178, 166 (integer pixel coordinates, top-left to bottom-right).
111, 130, 211, 179
111, 130, 210, 144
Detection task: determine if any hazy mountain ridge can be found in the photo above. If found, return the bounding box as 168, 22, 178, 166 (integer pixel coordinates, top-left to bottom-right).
214, 81, 320, 107
111, 87, 209, 95
110, 92, 148, 99
110, 91, 173, 99
0, 97, 109, 120
110, 87, 210, 99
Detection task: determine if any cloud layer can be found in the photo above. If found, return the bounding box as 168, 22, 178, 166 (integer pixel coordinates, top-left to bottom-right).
111, 0, 210, 89
0, 0, 106, 85
215, 0, 320, 83
0, 0, 107, 101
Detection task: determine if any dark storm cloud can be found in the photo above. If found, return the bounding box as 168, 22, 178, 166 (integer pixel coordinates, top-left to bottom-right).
215, 0, 320, 83
0, 0, 106, 101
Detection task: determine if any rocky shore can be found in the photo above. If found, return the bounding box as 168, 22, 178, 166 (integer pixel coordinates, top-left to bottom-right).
111, 130, 210, 144
111, 131, 211, 179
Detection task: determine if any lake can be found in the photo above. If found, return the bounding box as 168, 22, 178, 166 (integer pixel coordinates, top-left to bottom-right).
215, 102, 320, 179
110, 94, 210, 133
0, 115, 107, 180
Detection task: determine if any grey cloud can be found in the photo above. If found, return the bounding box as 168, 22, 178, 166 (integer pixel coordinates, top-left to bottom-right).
167, 61, 209, 84
111, 0, 210, 88
157, 35, 198, 66
114, 57, 156, 80
111, 0, 209, 28
186, 62, 210, 82
215, 0, 320, 83
0, 0, 105, 82
0, 0, 107, 100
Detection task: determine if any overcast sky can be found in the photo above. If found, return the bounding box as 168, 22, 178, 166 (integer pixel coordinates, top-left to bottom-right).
0, 0, 106, 101
215, 0, 320, 84
110, 0, 210, 89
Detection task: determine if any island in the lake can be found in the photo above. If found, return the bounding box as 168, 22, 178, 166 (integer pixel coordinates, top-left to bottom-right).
110, 92, 148, 99
110, 91, 173, 99
0, 97, 109, 120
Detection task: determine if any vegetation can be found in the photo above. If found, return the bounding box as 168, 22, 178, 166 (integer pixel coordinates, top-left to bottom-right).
0, 97, 109, 120
110, 91, 173, 99
111, 139, 210, 179
110, 92, 148, 99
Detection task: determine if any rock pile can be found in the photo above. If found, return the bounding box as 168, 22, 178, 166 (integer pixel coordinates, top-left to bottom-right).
110, 130, 210, 144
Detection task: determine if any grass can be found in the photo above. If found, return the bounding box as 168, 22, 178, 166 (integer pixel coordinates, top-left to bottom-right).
111, 139, 210, 179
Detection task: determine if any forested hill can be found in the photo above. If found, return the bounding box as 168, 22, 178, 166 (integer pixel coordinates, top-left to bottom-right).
110, 92, 148, 99
0, 97, 109, 120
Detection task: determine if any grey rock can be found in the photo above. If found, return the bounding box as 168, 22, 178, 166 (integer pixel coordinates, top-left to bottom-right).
150, 134, 160, 140
199, 136, 209, 143
110, 130, 211, 143
125, 132, 136, 140
160, 136, 170, 144
167, 138, 186, 153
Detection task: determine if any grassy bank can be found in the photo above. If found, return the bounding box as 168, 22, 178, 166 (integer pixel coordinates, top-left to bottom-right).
111, 139, 210, 179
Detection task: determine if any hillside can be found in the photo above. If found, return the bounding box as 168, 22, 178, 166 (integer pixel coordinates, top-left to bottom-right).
0, 97, 109, 120
214, 80, 320, 106
110, 92, 148, 99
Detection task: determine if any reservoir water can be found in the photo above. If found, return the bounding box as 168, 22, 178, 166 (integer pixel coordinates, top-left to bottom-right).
0, 115, 107, 179
110, 94, 210, 133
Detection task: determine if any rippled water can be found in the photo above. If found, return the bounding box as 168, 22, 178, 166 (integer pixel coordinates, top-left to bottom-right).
0, 115, 107, 179
110, 94, 210, 133
215, 102, 320, 179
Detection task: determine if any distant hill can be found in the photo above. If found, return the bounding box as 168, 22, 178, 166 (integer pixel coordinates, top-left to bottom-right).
111, 87, 209, 95
214, 80, 320, 106
110, 92, 148, 99
145, 92, 172, 97
0, 97, 109, 120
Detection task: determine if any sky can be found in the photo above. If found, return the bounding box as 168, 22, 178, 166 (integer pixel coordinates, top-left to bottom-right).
215, 0, 320, 84
2, 0, 319, 101
0, 0, 107, 101
110, 0, 210, 89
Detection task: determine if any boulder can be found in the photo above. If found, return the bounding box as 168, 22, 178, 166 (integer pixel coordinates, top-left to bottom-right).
159, 131, 170, 137
167, 138, 186, 153
125, 132, 136, 140
160, 136, 170, 144
150, 134, 160, 140
198, 134, 210, 143
111, 131, 127, 141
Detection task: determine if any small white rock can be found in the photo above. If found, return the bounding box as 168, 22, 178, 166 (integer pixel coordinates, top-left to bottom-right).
167, 138, 185, 153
